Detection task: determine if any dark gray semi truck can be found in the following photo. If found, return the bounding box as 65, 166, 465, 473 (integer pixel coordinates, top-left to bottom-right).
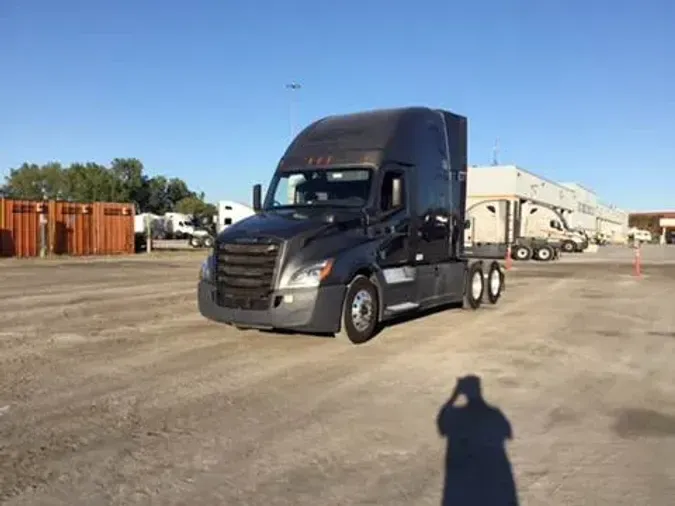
197, 107, 505, 343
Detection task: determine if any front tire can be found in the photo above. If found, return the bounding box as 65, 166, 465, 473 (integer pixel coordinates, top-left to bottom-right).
464, 262, 484, 309
561, 240, 576, 253
337, 275, 379, 344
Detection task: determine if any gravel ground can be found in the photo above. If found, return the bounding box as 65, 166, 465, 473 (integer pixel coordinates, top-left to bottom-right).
1, 253, 674, 505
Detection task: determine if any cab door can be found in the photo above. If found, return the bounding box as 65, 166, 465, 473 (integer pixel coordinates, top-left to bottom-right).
375, 166, 416, 309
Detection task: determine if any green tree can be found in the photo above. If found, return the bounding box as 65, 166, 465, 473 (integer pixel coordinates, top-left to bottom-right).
145, 176, 171, 214
1, 162, 68, 199
1, 159, 213, 215
64, 163, 115, 201
109, 158, 147, 205
166, 178, 194, 206
174, 196, 217, 217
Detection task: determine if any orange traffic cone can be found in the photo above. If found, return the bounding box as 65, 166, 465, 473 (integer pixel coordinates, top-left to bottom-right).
633, 244, 642, 278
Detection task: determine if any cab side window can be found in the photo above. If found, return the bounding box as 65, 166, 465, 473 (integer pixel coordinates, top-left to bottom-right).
380, 171, 406, 212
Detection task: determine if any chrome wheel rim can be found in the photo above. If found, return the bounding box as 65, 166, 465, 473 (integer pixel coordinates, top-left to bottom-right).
490, 269, 501, 295
539, 249, 551, 260
471, 271, 483, 300
516, 249, 528, 259
351, 289, 374, 332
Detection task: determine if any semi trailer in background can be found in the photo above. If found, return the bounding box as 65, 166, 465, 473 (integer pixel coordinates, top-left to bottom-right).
198, 106, 506, 344
216, 200, 255, 234
464, 198, 589, 261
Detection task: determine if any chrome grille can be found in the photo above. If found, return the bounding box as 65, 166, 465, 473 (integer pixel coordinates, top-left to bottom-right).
215, 238, 281, 310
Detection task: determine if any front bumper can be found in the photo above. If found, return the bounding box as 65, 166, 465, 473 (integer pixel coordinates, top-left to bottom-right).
197, 281, 346, 334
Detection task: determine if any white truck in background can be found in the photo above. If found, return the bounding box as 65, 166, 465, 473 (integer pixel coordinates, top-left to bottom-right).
134, 203, 256, 251
216, 200, 255, 234
464, 199, 589, 261
628, 228, 652, 244
183, 201, 255, 249
163, 212, 196, 239
134, 213, 164, 237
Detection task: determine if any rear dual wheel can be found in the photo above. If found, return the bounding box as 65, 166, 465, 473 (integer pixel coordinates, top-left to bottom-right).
464, 262, 484, 309
512, 245, 532, 261
466, 261, 504, 309
486, 261, 504, 304
534, 245, 554, 261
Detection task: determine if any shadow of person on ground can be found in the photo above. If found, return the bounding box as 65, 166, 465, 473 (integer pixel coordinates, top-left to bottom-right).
437, 375, 519, 506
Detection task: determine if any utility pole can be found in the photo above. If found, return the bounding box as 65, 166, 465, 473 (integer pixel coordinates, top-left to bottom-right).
39, 184, 47, 258
285, 82, 301, 141
492, 137, 500, 166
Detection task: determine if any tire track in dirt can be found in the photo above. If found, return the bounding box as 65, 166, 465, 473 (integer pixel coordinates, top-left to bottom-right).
0, 278, 196, 310
1, 283, 197, 330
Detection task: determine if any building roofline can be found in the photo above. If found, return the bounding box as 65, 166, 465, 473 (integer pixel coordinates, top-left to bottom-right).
469, 164, 576, 194
559, 181, 597, 195
629, 211, 675, 216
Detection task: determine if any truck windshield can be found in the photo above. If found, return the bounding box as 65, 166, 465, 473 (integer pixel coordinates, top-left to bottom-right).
265, 168, 372, 210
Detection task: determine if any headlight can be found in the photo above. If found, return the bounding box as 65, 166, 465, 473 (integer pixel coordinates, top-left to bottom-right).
199, 254, 215, 282
286, 259, 334, 288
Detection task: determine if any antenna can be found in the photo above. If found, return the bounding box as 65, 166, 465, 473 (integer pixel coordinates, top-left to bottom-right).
491, 138, 500, 166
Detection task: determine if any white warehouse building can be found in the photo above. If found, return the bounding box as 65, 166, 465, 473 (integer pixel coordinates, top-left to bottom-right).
467, 165, 628, 242
559, 183, 629, 242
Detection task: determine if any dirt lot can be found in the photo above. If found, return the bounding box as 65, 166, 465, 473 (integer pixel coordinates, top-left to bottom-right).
1, 253, 674, 505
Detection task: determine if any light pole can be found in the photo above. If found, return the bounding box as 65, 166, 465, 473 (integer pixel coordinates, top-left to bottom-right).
285, 82, 301, 141
284, 82, 302, 205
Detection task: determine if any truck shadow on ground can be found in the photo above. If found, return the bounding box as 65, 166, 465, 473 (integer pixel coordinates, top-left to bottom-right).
371, 302, 486, 339
262, 301, 477, 342
437, 375, 519, 506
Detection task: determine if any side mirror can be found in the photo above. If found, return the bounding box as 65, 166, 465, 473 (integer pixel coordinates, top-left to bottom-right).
464, 219, 471, 230
252, 184, 262, 212
391, 177, 402, 208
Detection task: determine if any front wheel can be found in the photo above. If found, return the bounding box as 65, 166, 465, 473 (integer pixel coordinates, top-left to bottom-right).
561, 240, 576, 253
337, 275, 379, 344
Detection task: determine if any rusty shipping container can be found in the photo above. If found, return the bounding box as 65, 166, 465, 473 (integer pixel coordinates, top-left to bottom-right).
0, 199, 41, 257
0, 198, 134, 258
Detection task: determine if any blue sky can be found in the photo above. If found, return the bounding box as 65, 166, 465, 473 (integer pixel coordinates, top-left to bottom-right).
1, 0, 673, 211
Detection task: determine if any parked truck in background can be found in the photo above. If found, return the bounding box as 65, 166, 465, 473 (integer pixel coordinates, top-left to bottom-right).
464, 199, 588, 261
628, 228, 653, 245
216, 200, 255, 234
197, 107, 506, 344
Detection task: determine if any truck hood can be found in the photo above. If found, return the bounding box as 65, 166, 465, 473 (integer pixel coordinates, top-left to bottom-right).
216, 210, 359, 244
